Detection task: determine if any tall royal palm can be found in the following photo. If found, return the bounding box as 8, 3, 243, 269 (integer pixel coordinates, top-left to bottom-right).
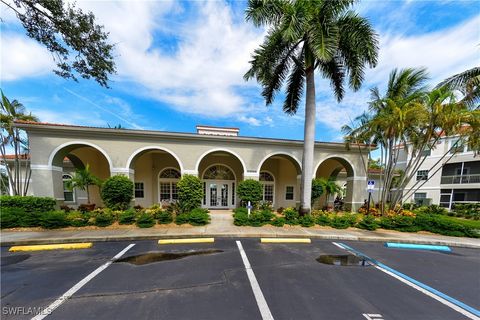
244, 0, 378, 214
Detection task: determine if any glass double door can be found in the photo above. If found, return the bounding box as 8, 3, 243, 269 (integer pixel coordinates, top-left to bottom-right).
206, 180, 234, 208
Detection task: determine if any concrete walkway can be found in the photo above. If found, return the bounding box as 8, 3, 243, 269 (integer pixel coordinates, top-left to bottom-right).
1, 210, 479, 248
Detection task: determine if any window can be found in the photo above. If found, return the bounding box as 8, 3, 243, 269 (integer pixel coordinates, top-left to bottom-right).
62, 174, 74, 202
134, 182, 144, 198
420, 147, 431, 157
260, 171, 275, 203
203, 165, 235, 180
285, 186, 294, 200
232, 182, 235, 205
159, 168, 181, 202
416, 170, 428, 181
449, 139, 465, 154
414, 192, 428, 205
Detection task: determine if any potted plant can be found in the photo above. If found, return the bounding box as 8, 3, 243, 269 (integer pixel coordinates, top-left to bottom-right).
66, 164, 102, 211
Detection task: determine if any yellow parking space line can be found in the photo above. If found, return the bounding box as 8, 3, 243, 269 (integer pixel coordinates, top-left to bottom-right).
9, 243, 93, 252
261, 238, 311, 244
158, 238, 215, 244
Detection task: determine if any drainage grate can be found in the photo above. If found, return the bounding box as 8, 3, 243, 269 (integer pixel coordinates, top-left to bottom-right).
115, 249, 223, 265
316, 254, 369, 266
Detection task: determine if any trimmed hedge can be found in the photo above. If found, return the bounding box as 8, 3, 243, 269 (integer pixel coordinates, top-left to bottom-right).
136, 212, 155, 228
118, 209, 136, 225
188, 208, 210, 226
39, 211, 69, 229
177, 175, 203, 213
1, 196, 56, 212
66, 211, 89, 227
237, 179, 263, 207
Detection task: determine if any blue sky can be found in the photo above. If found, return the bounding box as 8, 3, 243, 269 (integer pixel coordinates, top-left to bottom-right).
1, 0, 479, 142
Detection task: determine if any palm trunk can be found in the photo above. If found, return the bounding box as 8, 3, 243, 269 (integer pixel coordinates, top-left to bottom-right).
300, 67, 316, 215
86, 185, 90, 204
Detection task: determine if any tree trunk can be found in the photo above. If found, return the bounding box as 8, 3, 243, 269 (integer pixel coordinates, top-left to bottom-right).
86, 185, 90, 204
299, 67, 316, 215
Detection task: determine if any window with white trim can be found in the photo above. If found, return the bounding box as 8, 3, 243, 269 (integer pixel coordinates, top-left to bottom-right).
259, 172, 275, 203
416, 170, 428, 181
159, 168, 181, 202
134, 182, 144, 198
285, 185, 294, 200
62, 174, 74, 202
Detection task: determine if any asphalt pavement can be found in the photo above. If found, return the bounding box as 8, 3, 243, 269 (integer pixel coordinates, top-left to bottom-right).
1, 239, 479, 320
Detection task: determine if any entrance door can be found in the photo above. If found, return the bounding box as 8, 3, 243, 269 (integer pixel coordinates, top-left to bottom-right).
206, 181, 232, 209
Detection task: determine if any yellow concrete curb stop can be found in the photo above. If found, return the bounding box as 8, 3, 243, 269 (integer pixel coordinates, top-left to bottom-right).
9, 242, 93, 252
261, 238, 311, 243
158, 238, 215, 244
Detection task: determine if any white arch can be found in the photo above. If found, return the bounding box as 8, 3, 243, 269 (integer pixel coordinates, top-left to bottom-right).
126, 146, 184, 172
48, 141, 113, 169
313, 155, 356, 179
256, 152, 302, 174
201, 163, 237, 181
194, 148, 247, 175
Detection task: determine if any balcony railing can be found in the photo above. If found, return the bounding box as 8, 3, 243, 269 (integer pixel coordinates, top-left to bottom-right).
440, 174, 480, 184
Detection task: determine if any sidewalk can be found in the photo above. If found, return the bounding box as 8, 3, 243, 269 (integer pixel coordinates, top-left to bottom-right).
1, 211, 479, 248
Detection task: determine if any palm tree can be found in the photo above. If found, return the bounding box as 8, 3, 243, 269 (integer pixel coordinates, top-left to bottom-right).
244, 0, 378, 214
66, 164, 102, 204
437, 66, 479, 107
0, 90, 38, 196
317, 177, 342, 209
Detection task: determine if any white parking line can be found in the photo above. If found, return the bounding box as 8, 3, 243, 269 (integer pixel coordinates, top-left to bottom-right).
31, 243, 136, 320
362, 313, 384, 320
236, 240, 274, 320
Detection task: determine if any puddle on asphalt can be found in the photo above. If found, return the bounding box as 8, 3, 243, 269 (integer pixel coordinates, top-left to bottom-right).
316, 254, 369, 266
115, 249, 223, 265
1, 254, 30, 266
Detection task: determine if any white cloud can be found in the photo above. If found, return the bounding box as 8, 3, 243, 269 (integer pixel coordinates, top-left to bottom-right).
0, 33, 53, 81
368, 15, 480, 86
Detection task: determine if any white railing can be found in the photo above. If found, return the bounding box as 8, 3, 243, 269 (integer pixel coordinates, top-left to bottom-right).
440, 174, 480, 184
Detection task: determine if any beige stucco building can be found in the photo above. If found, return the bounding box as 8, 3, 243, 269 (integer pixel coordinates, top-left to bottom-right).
12, 121, 371, 211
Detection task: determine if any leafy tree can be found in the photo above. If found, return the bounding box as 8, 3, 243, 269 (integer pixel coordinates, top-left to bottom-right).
316, 178, 342, 208
244, 0, 378, 214
0, 91, 38, 196
1, 0, 116, 87
343, 68, 478, 214
67, 164, 102, 204
100, 175, 133, 210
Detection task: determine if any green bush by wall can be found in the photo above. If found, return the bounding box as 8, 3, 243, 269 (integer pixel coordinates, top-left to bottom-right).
101, 176, 134, 210
1, 196, 56, 212
177, 175, 203, 213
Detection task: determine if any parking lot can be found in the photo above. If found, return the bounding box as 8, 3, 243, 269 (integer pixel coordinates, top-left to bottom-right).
1, 239, 479, 320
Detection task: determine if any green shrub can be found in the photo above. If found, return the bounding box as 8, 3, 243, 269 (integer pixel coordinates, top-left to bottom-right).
0, 196, 56, 212
315, 214, 330, 226
39, 211, 69, 229
356, 215, 378, 230
452, 203, 480, 220
188, 208, 210, 226
94, 210, 115, 227
233, 207, 248, 215
233, 211, 249, 226
258, 201, 273, 212
136, 212, 155, 228
379, 215, 420, 232
177, 175, 203, 213
299, 215, 315, 227
415, 214, 479, 238
175, 213, 190, 225
101, 176, 134, 210
330, 214, 356, 229
311, 178, 324, 206
283, 207, 299, 224
414, 205, 447, 216
118, 209, 136, 225
0, 207, 24, 228
156, 211, 173, 224
270, 217, 286, 227
247, 211, 266, 227
237, 179, 263, 207
66, 211, 89, 227
260, 210, 275, 222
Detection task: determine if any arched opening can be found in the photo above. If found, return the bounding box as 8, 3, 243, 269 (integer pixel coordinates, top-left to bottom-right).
258, 153, 301, 209
128, 148, 182, 207
197, 150, 245, 209
50, 143, 111, 206
314, 157, 355, 210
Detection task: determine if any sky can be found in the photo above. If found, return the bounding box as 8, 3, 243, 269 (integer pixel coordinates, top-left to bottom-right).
1, 0, 479, 143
